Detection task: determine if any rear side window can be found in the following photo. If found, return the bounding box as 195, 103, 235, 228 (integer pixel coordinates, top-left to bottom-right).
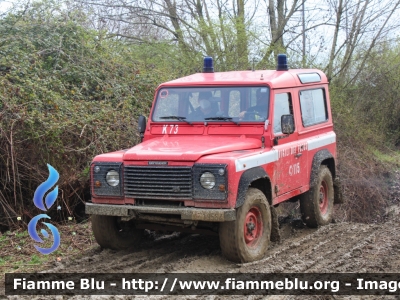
299, 89, 328, 126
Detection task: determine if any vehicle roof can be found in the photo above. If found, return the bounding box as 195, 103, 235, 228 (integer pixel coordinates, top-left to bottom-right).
160, 69, 328, 89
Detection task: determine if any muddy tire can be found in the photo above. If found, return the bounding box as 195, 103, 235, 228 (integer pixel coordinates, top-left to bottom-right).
219, 188, 271, 263
91, 215, 143, 250
300, 165, 334, 227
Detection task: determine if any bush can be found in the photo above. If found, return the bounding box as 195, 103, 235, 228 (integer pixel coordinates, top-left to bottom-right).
0, 2, 171, 229
328, 43, 400, 223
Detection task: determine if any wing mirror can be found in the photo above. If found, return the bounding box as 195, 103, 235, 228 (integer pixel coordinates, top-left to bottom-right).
281, 114, 295, 134
138, 115, 146, 142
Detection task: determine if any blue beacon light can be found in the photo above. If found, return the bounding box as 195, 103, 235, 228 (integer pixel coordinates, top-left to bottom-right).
277, 54, 288, 71
203, 57, 214, 73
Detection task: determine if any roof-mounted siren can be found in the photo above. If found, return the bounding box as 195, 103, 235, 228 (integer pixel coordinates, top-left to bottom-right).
203, 56, 214, 73
277, 54, 288, 71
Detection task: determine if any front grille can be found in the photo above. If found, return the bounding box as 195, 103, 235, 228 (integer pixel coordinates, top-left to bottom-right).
124, 166, 192, 199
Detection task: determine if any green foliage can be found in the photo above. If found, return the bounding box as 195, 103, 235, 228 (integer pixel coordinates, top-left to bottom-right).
29, 255, 42, 264
1, 0, 399, 228
353, 43, 400, 146
327, 42, 400, 223
15, 231, 28, 238
0, 1, 176, 227
372, 149, 400, 168
0, 256, 11, 265
330, 41, 400, 148
126, 41, 202, 76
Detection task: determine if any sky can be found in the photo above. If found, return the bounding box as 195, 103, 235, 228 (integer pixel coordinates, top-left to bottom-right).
0, 0, 399, 67
0, 0, 13, 12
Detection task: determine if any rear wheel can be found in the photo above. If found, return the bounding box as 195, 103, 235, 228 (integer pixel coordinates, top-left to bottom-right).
219, 188, 271, 263
91, 215, 143, 250
300, 165, 334, 227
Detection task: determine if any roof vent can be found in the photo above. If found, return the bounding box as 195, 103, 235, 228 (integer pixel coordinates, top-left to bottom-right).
277, 54, 288, 71
203, 57, 214, 73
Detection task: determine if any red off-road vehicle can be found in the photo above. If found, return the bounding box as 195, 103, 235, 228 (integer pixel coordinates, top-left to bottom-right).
86, 55, 342, 263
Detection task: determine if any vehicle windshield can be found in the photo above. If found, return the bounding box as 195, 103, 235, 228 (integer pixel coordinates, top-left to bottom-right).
152, 86, 270, 123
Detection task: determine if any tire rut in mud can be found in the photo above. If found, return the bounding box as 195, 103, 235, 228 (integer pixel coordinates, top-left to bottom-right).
45, 231, 230, 274
240, 217, 400, 274
42, 215, 400, 275
4, 217, 400, 299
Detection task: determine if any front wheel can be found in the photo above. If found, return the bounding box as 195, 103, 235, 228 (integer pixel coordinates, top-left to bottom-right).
91, 215, 143, 250
219, 188, 271, 263
300, 165, 334, 227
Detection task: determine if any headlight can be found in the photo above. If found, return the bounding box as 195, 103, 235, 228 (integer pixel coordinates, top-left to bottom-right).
91, 162, 122, 197
106, 170, 120, 186
193, 164, 227, 200
200, 172, 215, 189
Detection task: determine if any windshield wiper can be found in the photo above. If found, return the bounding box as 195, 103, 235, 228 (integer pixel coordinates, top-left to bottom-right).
204, 116, 239, 125
159, 115, 192, 125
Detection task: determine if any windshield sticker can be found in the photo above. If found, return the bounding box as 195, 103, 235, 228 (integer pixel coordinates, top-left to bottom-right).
159, 89, 169, 98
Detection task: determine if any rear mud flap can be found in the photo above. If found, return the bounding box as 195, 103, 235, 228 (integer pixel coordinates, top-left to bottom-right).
270, 205, 281, 243
334, 176, 344, 204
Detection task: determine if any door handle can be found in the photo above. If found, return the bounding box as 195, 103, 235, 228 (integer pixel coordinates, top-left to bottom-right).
295, 153, 302, 158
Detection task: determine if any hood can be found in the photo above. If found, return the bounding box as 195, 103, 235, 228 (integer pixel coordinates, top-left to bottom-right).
124, 135, 261, 161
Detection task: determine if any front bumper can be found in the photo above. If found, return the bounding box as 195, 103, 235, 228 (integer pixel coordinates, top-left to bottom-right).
85, 202, 236, 222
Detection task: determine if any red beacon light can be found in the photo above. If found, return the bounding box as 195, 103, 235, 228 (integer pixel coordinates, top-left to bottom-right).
203, 56, 214, 73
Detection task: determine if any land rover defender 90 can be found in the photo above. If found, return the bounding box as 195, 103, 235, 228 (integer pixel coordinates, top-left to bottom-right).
86, 55, 342, 262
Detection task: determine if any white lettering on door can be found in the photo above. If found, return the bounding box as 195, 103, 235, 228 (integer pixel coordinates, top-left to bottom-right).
289, 163, 300, 176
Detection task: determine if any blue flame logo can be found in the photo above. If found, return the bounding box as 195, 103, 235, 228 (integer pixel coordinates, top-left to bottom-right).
28, 164, 60, 255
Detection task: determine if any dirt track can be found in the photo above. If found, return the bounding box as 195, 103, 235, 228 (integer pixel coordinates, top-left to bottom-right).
39, 216, 399, 276
4, 170, 400, 299
3, 212, 400, 299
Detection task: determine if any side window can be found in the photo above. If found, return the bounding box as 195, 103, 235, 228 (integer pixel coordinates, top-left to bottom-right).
273, 93, 292, 134
299, 89, 328, 126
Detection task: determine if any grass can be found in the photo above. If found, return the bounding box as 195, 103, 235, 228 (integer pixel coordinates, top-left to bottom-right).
372, 148, 400, 168
0, 219, 97, 287
15, 231, 29, 238
29, 255, 42, 264
0, 256, 11, 266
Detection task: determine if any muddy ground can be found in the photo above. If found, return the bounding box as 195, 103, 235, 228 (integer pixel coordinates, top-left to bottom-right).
28, 215, 400, 276
1, 171, 400, 299
2, 214, 400, 300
